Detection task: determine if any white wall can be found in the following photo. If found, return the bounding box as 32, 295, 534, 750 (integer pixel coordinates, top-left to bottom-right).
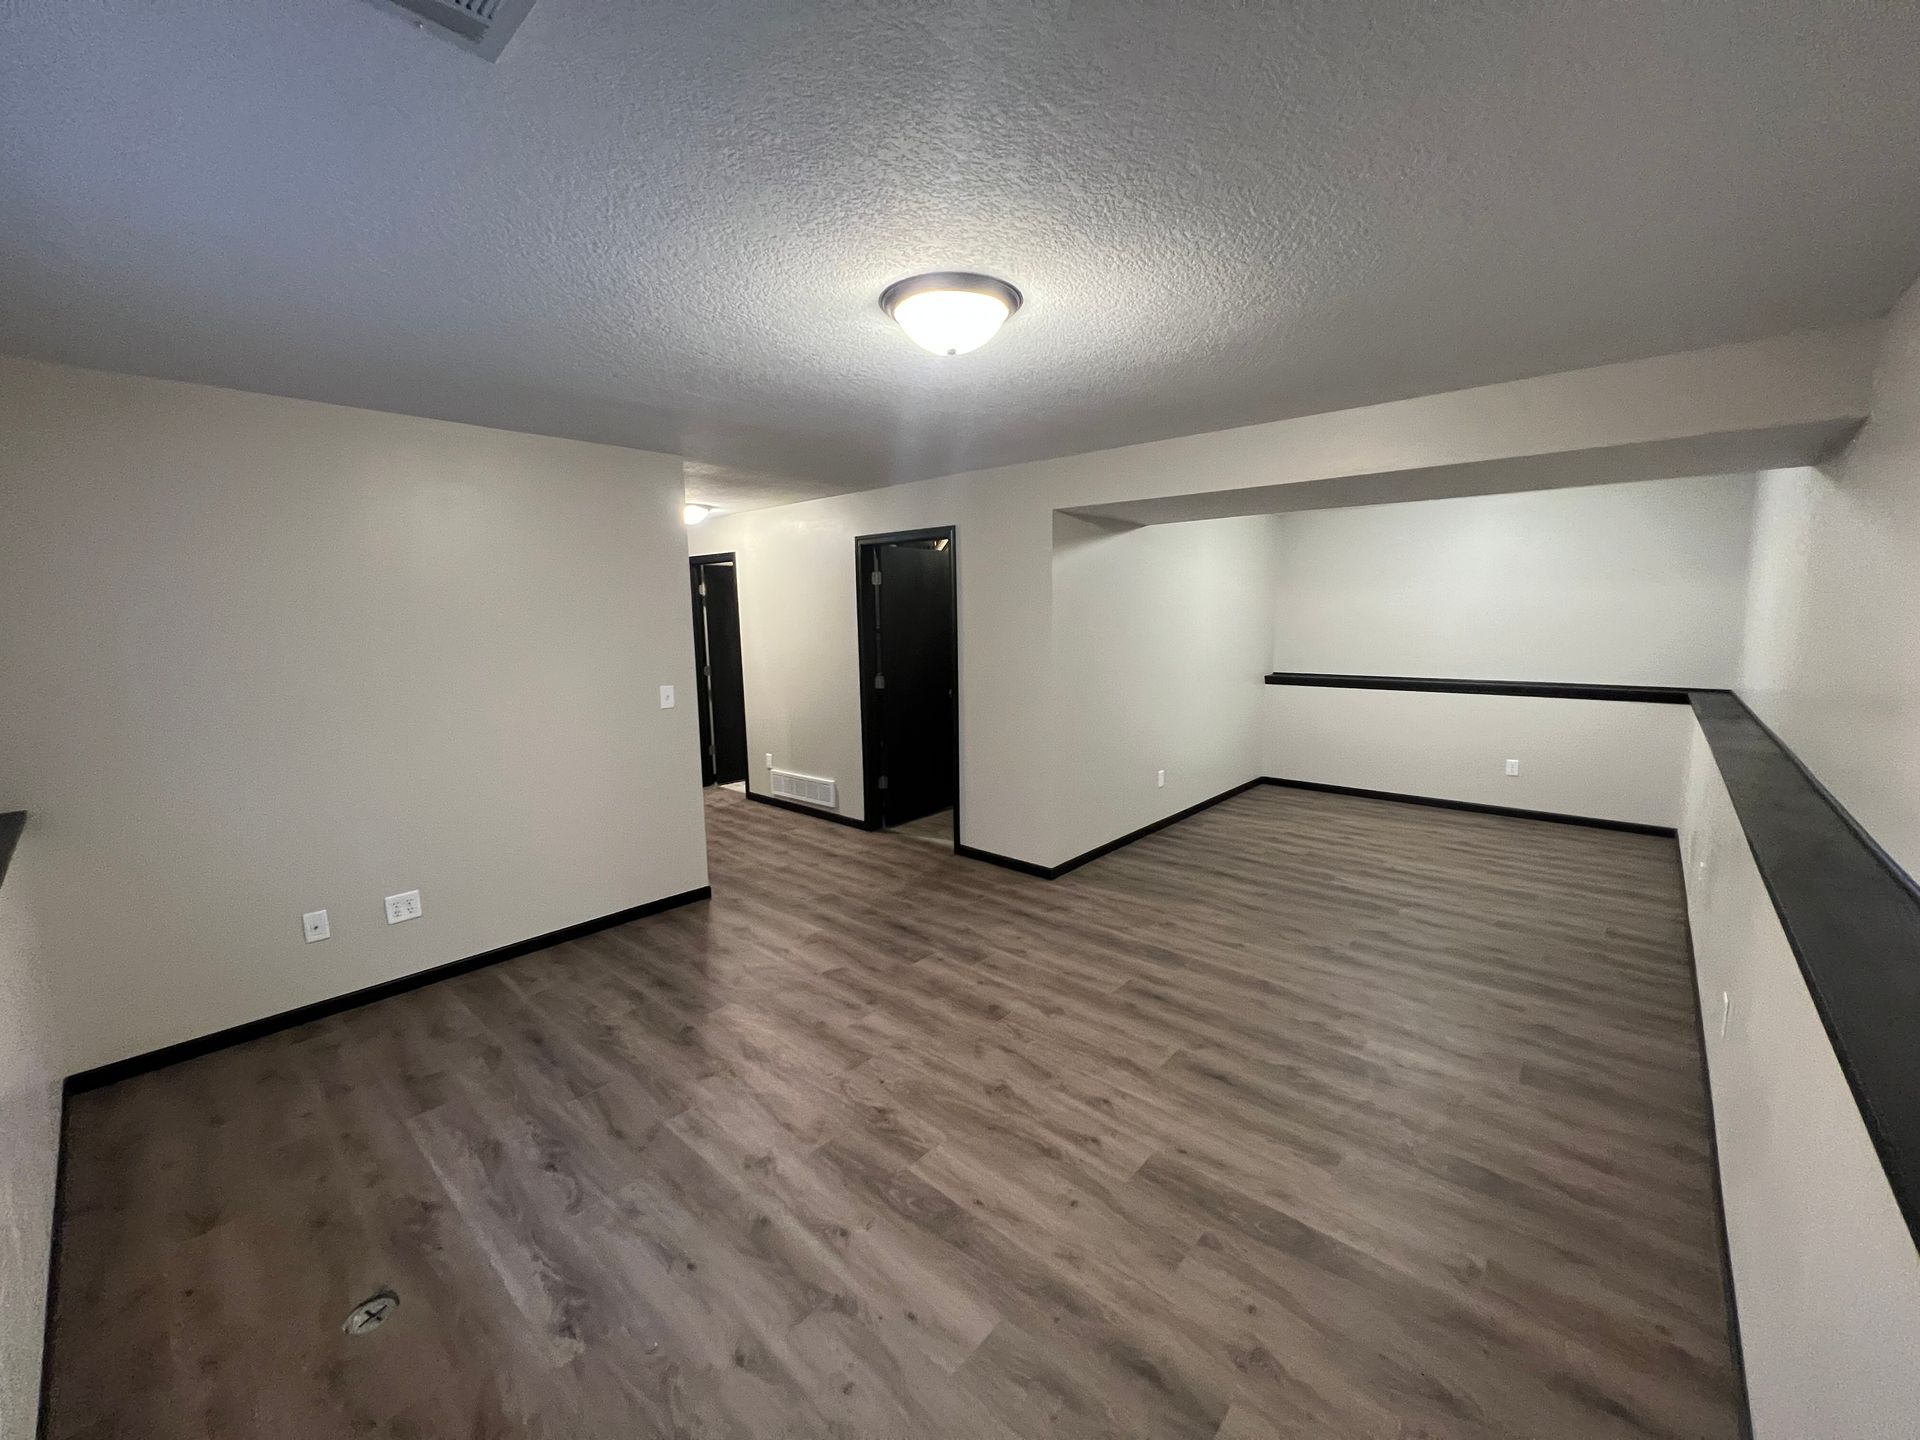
698, 470, 1056, 858
703, 498, 1269, 869
1680, 723, 1920, 1439
699, 335, 1848, 866
1261, 474, 1757, 825
1264, 690, 1695, 829
0, 356, 710, 1074
0, 827, 58, 1440
1740, 280, 1920, 879
1051, 514, 1273, 860
1678, 273, 1920, 1438
1269, 475, 1756, 684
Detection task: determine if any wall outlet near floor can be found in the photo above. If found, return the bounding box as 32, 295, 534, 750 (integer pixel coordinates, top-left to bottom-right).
1504, 758, 1520, 776
384, 889, 423, 925
765, 753, 773, 769
302, 909, 330, 943
1156, 769, 1166, 788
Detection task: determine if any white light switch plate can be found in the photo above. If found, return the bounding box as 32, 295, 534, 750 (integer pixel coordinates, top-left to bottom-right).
384, 890, 422, 925
303, 909, 330, 943
659, 685, 675, 708
1504, 758, 1520, 776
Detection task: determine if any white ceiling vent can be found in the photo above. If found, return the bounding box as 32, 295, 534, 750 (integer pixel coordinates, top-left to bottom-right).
368, 0, 538, 61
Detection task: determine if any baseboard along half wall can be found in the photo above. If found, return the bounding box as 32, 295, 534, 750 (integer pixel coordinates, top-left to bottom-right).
1259, 777, 1678, 837
956, 773, 1674, 882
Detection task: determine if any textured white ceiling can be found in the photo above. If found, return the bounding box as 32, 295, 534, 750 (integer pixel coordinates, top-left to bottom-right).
3, 2, 1918, 512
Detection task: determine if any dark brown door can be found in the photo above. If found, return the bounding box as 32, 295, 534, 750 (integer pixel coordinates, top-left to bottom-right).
858, 532, 956, 829
690, 555, 748, 787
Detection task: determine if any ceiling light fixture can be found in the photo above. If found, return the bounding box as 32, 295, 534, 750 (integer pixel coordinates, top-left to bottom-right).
880, 272, 1022, 356
684, 504, 713, 525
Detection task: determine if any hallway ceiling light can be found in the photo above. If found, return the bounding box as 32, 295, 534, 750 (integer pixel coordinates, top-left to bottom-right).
684, 504, 713, 525
880, 273, 1022, 356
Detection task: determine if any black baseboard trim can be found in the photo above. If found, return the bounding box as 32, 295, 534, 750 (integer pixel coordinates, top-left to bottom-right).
955, 779, 1265, 881
743, 787, 877, 831
1676, 858, 1756, 1440
1264, 672, 1696, 704
1054, 778, 1266, 877
0, 810, 25, 890
1259, 777, 1678, 837
35, 1093, 71, 1440
952, 775, 1665, 880
63, 886, 712, 1095
953, 843, 1054, 878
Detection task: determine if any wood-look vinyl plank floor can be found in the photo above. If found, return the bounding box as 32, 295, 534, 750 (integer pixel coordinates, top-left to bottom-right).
46, 785, 1739, 1438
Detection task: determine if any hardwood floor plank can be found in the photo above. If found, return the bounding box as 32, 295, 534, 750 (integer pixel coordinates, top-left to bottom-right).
45, 785, 1740, 1437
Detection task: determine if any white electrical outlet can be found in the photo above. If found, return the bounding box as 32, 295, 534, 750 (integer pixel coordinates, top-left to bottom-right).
384, 889, 422, 925
1720, 990, 1732, 1038
303, 909, 330, 943
1504, 758, 1520, 776
659, 685, 675, 709
764, 752, 773, 769
1156, 769, 1166, 788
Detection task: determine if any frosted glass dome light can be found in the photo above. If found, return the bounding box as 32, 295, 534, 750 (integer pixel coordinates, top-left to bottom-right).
880, 273, 1022, 356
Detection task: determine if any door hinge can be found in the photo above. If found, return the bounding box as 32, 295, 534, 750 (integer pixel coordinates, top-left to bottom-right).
878, 775, 889, 790
870, 569, 882, 586
697, 582, 707, 596
872, 673, 885, 690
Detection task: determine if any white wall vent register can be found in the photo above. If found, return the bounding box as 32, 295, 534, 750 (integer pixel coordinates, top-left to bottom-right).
769, 769, 837, 810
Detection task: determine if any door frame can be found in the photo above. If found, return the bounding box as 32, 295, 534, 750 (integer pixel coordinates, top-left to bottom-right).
853, 526, 959, 849
688, 551, 738, 788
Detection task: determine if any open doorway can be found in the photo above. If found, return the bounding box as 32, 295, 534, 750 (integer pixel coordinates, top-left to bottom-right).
689, 552, 748, 789
855, 527, 958, 848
